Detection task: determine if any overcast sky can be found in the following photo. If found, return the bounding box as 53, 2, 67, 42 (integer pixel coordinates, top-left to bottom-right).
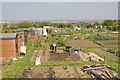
1, 1, 119, 21
1, 0, 119, 2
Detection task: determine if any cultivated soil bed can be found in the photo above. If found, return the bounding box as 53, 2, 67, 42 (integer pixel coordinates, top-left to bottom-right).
67, 40, 99, 48
95, 40, 119, 46
18, 66, 90, 78
18, 65, 118, 78
31, 50, 81, 62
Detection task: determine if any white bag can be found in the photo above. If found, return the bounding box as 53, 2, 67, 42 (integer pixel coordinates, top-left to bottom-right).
35, 56, 41, 65
20, 46, 26, 53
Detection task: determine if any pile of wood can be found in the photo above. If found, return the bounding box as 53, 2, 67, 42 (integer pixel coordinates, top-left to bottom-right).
82, 64, 119, 79
79, 51, 91, 61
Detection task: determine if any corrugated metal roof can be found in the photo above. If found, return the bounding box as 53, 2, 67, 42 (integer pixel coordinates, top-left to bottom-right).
0, 33, 17, 39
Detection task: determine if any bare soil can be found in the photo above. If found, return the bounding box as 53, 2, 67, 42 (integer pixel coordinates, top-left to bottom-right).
96, 40, 119, 46
67, 40, 99, 47
31, 50, 80, 62
18, 65, 118, 78
18, 66, 91, 78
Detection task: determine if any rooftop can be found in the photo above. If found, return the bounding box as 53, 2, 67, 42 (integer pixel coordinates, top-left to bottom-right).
16, 28, 31, 31
0, 33, 17, 39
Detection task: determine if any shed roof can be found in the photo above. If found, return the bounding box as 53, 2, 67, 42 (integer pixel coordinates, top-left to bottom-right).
0, 33, 17, 39
16, 28, 31, 31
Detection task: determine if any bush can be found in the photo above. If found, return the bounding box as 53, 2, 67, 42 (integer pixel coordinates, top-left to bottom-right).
33, 40, 41, 48
116, 50, 120, 56
105, 48, 120, 56
79, 29, 93, 34
106, 48, 116, 54
57, 36, 66, 47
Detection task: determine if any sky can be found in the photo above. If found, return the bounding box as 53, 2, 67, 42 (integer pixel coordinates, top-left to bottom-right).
0, 0, 119, 21
1, 0, 120, 2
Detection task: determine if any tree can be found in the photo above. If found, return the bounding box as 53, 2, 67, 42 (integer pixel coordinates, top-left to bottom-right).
36, 22, 49, 28
103, 19, 114, 26
102, 19, 114, 30
18, 22, 33, 28
66, 23, 73, 28
94, 22, 100, 26
58, 23, 65, 28
76, 24, 80, 28
102, 20, 119, 31
93, 22, 100, 29
86, 23, 93, 28
112, 21, 119, 31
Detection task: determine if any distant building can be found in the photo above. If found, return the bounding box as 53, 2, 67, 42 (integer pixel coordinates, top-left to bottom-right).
31, 28, 43, 40
43, 26, 53, 29
43, 26, 54, 36
0, 33, 20, 59
42, 28, 47, 37
74, 26, 81, 31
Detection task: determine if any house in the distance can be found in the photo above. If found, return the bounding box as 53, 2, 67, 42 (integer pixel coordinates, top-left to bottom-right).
0, 33, 20, 59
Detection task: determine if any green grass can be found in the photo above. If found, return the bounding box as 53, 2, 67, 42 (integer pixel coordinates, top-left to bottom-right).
83, 47, 119, 74
34, 46, 49, 50
2, 60, 34, 78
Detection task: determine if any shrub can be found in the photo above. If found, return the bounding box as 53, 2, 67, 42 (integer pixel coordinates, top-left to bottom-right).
116, 50, 120, 56
79, 29, 93, 34
105, 48, 120, 56
106, 48, 116, 54
55, 36, 66, 47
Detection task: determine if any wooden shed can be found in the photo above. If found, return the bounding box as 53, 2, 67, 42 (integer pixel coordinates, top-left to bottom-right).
16, 28, 31, 45
0, 33, 20, 59
31, 28, 43, 40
